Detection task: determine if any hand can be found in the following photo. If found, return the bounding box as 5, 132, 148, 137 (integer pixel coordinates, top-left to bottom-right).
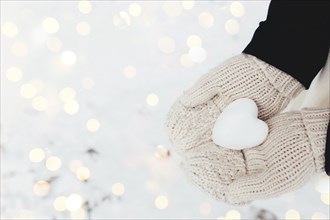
166, 53, 304, 154
181, 108, 329, 204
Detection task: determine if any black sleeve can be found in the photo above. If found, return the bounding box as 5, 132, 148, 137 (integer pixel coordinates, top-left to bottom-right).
242, 0, 330, 176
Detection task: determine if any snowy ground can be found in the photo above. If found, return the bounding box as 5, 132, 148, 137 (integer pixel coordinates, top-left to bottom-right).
1, 1, 329, 219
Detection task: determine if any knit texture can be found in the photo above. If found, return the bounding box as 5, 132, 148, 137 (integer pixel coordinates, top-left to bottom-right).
227, 108, 330, 204
179, 53, 305, 120
166, 54, 304, 155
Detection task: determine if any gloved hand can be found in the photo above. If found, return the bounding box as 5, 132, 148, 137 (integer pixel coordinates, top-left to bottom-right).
181, 108, 329, 204
166, 53, 304, 155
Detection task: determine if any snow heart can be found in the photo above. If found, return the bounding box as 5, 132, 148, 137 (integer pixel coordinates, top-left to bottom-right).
212, 98, 269, 150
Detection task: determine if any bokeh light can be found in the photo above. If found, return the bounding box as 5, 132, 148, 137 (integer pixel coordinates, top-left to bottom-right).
63, 100, 80, 115
61, 50, 77, 66
46, 37, 62, 52
70, 208, 85, 220
86, 118, 100, 132
69, 160, 84, 172
113, 11, 131, 29
33, 180, 50, 197
76, 21, 91, 36
46, 156, 62, 171
186, 34, 202, 48
112, 182, 125, 196
128, 3, 142, 17
230, 2, 245, 18
285, 209, 300, 220
66, 194, 83, 212
11, 41, 28, 57
155, 195, 168, 210
29, 148, 45, 163
32, 96, 48, 111
225, 209, 241, 220
182, 0, 194, 10
180, 53, 194, 68
2, 22, 18, 37
199, 202, 212, 215
311, 212, 327, 220
78, 0, 92, 14
198, 12, 214, 28
76, 166, 90, 181
6, 67, 23, 82
53, 196, 67, 212
20, 83, 37, 99
158, 36, 175, 54
320, 193, 330, 205
59, 87, 76, 102
146, 93, 159, 106
123, 66, 137, 79
188, 47, 207, 63
162, 2, 182, 17
225, 19, 240, 35
42, 17, 60, 34
81, 77, 95, 89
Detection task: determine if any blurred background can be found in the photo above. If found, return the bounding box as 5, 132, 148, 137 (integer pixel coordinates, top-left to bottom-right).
1, 1, 329, 219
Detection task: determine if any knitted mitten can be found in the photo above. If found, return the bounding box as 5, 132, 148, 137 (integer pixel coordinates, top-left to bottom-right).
166, 54, 304, 154
181, 108, 329, 205
227, 107, 330, 204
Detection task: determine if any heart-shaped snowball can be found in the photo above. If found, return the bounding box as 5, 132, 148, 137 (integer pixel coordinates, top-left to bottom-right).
212, 98, 269, 150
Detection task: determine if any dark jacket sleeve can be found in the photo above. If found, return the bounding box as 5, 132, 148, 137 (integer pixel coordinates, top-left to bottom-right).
242, 0, 330, 176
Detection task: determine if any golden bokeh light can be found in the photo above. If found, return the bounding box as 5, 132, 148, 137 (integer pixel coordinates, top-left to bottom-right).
199, 202, 211, 215
162, 1, 182, 17
230, 2, 245, 18
11, 41, 28, 57
70, 208, 85, 220
123, 66, 137, 79
155, 195, 168, 210
42, 17, 60, 34
86, 118, 100, 132
66, 194, 83, 212
46, 156, 62, 171
225, 19, 240, 35
112, 182, 125, 196
20, 83, 38, 99
76, 166, 90, 181
225, 209, 241, 220
158, 36, 175, 54
59, 87, 77, 102
63, 100, 80, 115
180, 54, 194, 68
113, 11, 131, 29
198, 12, 214, 28
33, 180, 50, 197
285, 209, 300, 220
187, 35, 202, 48
182, 0, 194, 10
146, 93, 159, 106
29, 148, 45, 163
46, 37, 62, 52
53, 196, 67, 212
128, 3, 142, 17
311, 212, 327, 220
2, 22, 18, 37
32, 96, 48, 111
30, 79, 44, 92
188, 47, 207, 63
320, 193, 330, 205
76, 21, 91, 36
155, 145, 170, 159
82, 77, 95, 89
78, 0, 92, 14
6, 67, 23, 82
69, 160, 84, 172
61, 50, 77, 66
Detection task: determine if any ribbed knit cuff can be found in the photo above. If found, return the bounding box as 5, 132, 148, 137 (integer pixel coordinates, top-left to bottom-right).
246, 54, 305, 100
301, 108, 330, 173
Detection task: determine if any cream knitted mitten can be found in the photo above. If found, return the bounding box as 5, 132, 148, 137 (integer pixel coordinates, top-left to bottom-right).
181, 108, 329, 204
226, 107, 330, 204
166, 54, 304, 154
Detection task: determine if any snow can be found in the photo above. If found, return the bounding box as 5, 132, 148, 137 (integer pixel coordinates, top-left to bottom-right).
1, 1, 329, 219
